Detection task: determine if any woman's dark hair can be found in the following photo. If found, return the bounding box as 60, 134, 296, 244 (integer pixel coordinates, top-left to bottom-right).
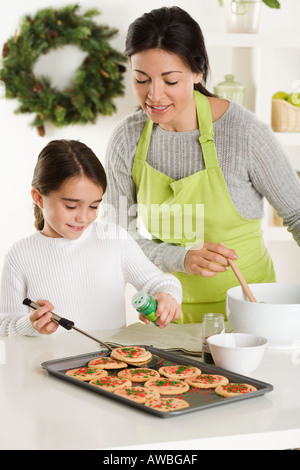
125, 6, 214, 97
32, 139, 107, 231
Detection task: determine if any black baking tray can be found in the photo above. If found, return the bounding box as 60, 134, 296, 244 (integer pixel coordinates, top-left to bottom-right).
41, 346, 273, 418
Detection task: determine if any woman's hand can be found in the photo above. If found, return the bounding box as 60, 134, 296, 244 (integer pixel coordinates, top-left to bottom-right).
29, 299, 59, 335
184, 241, 238, 277
138, 292, 181, 329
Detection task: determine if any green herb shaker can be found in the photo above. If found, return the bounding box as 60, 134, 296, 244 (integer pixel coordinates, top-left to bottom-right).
131, 292, 158, 326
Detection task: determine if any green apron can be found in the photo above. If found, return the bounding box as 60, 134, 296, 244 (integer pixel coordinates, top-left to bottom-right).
132, 91, 276, 322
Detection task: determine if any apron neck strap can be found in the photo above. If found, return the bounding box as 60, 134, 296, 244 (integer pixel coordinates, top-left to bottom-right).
135, 119, 153, 162
194, 90, 219, 169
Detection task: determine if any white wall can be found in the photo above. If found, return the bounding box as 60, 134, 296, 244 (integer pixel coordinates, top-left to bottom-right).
0, 0, 299, 324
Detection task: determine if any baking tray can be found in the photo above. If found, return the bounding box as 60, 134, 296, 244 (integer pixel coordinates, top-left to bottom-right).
41, 346, 273, 418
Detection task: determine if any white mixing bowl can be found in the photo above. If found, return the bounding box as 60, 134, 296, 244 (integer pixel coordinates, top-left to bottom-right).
207, 333, 268, 375
226, 283, 300, 349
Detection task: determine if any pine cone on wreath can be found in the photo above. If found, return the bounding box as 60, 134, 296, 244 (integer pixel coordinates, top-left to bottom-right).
37, 125, 45, 137
33, 82, 43, 93
2, 43, 9, 58
48, 30, 58, 40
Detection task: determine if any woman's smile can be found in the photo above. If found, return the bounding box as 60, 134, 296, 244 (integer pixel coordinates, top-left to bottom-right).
145, 103, 173, 115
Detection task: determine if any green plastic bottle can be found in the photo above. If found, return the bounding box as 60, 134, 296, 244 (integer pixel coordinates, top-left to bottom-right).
131, 292, 158, 325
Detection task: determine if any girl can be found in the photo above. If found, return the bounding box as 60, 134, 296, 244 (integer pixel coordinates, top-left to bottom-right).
0, 139, 182, 336
104, 6, 300, 322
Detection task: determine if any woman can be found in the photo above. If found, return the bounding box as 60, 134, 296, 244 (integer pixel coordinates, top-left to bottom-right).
104, 6, 300, 322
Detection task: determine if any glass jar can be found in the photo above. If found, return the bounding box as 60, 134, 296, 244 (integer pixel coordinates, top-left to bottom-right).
214, 74, 245, 106
202, 313, 225, 364
131, 292, 159, 326
224, 0, 262, 34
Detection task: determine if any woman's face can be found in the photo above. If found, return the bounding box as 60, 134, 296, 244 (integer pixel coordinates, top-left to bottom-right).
131, 48, 201, 132
31, 175, 103, 239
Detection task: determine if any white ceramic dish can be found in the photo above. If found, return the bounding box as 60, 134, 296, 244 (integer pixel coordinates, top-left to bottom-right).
226, 283, 300, 349
207, 333, 268, 375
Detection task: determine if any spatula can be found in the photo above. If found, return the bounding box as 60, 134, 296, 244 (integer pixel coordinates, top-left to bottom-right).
23, 298, 161, 367
23, 298, 114, 350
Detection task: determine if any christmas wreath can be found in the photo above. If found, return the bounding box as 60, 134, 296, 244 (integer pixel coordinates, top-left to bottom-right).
0, 4, 126, 135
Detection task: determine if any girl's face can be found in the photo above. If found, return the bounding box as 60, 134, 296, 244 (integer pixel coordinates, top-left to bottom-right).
31, 175, 103, 239
131, 48, 201, 132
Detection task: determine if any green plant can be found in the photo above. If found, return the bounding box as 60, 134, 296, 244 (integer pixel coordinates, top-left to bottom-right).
218, 0, 280, 7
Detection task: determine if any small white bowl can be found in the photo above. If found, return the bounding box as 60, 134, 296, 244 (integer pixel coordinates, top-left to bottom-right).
207, 333, 268, 376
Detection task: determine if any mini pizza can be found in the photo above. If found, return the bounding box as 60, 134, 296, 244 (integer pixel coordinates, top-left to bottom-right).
65, 367, 108, 382
215, 383, 257, 398
114, 386, 159, 404
145, 396, 190, 412
185, 374, 229, 389
144, 377, 189, 395
111, 346, 152, 364
117, 367, 160, 382
159, 365, 201, 380
88, 356, 128, 369
89, 376, 132, 392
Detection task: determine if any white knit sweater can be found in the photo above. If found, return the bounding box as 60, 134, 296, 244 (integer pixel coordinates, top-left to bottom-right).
0, 222, 182, 336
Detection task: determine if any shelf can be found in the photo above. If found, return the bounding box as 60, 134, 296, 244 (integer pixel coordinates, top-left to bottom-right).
205, 32, 300, 49
205, 30, 299, 247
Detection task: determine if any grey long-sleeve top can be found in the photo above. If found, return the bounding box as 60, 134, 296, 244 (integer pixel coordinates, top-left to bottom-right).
103, 101, 300, 273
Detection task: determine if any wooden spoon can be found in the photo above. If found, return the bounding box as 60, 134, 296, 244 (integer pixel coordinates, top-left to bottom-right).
220, 242, 257, 303
227, 259, 258, 303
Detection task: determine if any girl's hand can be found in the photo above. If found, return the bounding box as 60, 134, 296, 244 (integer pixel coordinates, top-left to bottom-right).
184, 241, 238, 277
29, 299, 59, 335
139, 292, 181, 329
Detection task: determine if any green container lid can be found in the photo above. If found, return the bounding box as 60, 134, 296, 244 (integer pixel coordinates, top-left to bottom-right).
131, 292, 158, 325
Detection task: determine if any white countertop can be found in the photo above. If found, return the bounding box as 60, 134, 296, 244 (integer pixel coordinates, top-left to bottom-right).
1, 330, 300, 450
